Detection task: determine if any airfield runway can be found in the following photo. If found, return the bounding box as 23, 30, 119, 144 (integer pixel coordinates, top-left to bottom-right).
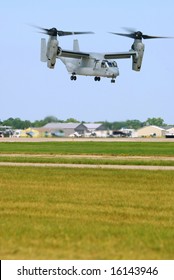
1, 137, 174, 143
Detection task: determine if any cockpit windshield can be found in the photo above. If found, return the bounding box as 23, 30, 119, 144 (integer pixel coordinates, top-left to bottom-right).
108, 61, 117, 67
101, 60, 117, 68
101, 61, 108, 68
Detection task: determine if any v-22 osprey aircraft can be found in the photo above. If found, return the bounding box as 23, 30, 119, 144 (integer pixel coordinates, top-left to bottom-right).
37, 26, 171, 83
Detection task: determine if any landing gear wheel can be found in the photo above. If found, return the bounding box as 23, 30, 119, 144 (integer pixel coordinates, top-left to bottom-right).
70, 75, 77, 81
111, 79, 115, 83
94, 76, 101, 81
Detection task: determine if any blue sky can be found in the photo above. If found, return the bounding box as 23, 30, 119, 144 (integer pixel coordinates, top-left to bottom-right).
1, 0, 174, 123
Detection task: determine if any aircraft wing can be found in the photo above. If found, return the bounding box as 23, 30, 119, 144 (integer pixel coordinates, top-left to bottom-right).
104, 50, 137, 60
58, 50, 90, 59
58, 49, 137, 60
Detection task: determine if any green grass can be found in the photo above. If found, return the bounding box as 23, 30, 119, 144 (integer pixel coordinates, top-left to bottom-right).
0, 141, 174, 156
0, 166, 174, 260
1, 141, 174, 260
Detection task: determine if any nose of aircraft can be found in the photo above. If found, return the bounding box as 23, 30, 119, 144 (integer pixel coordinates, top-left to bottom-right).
108, 67, 119, 78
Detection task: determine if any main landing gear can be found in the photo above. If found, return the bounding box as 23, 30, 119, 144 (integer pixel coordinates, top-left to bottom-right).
94, 76, 101, 81
70, 73, 77, 81
94, 76, 116, 83
70, 74, 116, 83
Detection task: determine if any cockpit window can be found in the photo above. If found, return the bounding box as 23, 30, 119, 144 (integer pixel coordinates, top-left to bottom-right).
112, 61, 117, 67
101, 60, 117, 68
101, 61, 107, 68
105, 61, 117, 67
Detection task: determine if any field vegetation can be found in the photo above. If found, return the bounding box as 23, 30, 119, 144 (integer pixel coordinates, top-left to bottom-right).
0, 141, 174, 260
1, 155, 174, 167
0, 141, 174, 156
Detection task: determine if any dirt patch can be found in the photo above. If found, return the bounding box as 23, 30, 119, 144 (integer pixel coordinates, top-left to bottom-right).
0, 161, 174, 170
1, 137, 174, 143
1, 153, 174, 161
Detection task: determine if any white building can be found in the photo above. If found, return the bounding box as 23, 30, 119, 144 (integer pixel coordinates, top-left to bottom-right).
166, 127, 174, 135
135, 125, 166, 138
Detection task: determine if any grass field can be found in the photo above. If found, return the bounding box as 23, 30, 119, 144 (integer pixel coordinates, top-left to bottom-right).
1, 155, 174, 167
0, 141, 174, 156
0, 141, 174, 260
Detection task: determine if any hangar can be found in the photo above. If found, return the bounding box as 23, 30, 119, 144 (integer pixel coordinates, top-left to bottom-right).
43, 123, 79, 137
135, 125, 166, 138
42, 122, 107, 137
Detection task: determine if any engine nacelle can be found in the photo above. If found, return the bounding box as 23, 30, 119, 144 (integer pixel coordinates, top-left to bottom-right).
46, 39, 58, 69
131, 41, 145, 71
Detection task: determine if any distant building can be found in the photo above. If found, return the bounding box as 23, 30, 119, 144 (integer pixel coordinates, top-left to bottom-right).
43, 123, 79, 137
76, 123, 108, 137
42, 122, 108, 137
164, 126, 174, 138
135, 125, 166, 138
165, 127, 174, 135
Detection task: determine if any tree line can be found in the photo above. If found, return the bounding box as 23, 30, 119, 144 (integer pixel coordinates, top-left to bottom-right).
0, 116, 77, 130
0, 116, 168, 130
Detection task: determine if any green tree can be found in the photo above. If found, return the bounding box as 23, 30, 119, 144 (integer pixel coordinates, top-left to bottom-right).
145, 117, 165, 127
65, 118, 80, 123
125, 119, 143, 129
32, 116, 64, 127
2, 117, 14, 127
43, 116, 59, 124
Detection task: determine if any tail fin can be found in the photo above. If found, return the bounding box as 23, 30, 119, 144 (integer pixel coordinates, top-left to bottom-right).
40, 38, 47, 62
73, 39, 80, 51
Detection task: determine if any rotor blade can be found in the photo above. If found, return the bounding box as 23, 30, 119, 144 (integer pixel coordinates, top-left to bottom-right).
120, 27, 173, 39
142, 34, 173, 39
110, 31, 174, 40
109, 32, 135, 39
31, 25, 94, 37
30, 24, 49, 33
122, 27, 136, 33
57, 31, 94, 36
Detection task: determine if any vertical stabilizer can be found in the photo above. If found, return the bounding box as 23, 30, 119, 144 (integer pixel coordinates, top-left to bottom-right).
40, 38, 47, 62
73, 39, 80, 51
